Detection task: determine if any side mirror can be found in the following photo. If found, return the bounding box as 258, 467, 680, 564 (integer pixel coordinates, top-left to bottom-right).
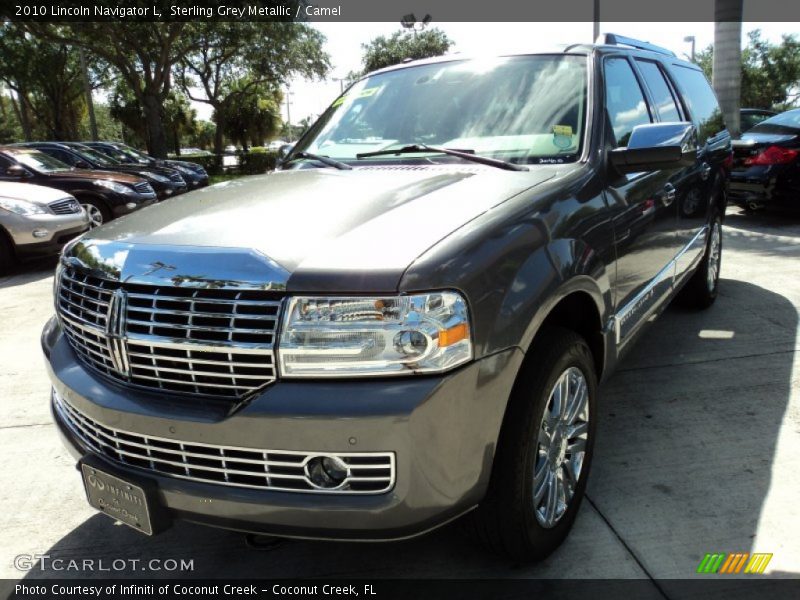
610, 122, 697, 174
276, 143, 294, 167
75, 161, 91, 169
6, 164, 30, 178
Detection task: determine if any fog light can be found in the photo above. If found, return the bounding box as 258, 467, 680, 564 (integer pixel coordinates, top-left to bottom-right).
32, 228, 49, 239
306, 456, 349, 488
125, 202, 136, 210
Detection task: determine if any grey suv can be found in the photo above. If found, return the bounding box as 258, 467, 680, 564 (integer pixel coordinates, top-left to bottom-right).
43, 35, 730, 561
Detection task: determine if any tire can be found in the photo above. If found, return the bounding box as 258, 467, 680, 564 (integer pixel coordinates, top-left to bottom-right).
676, 211, 722, 309
0, 232, 14, 275
79, 198, 111, 229
465, 327, 598, 562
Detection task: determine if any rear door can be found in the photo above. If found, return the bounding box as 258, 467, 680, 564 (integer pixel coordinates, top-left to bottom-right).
667, 64, 730, 281
602, 55, 683, 346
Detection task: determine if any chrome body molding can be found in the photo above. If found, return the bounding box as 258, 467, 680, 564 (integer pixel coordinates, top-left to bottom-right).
613, 225, 709, 345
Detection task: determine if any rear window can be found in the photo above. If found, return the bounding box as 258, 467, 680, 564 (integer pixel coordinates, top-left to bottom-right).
751, 110, 800, 133
670, 66, 725, 144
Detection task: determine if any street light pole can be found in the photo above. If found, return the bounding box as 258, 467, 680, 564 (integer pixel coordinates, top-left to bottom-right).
593, 0, 600, 41
683, 35, 696, 62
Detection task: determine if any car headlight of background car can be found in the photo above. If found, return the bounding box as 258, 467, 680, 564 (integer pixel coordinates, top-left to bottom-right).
0, 197, 47, 216
94, 180, 135, 195
278, 291, 472, 377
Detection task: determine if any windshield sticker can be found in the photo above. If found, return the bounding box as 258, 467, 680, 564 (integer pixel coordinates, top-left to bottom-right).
332, 86, 382, 107
553, 124, 574, 149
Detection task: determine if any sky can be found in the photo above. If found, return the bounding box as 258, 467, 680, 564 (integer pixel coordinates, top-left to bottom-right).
189, 21, 796, 133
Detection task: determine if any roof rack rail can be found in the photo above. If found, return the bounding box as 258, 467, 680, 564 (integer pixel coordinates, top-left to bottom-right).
595, 33, 676, 57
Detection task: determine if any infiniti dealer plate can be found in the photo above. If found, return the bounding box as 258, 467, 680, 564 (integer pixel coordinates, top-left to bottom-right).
81, 463, 154, 535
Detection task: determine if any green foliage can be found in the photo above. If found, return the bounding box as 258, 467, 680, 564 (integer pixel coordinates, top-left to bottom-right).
238, 150, 278, 174
359, 28, 453, 75
695, 30, 800, 110
218, 80, 282, 150
0, 94, 23, 143
186, 120, 216, 151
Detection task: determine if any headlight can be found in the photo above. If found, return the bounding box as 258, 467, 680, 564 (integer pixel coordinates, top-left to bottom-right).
140, 171, 170, 183
0, 198, 47, 215
94, 180, 133, 194
278, 292, 472, 377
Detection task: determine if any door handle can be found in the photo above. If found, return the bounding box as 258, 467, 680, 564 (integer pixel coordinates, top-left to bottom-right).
662, 183, 676, 207
701, 162, 712, 181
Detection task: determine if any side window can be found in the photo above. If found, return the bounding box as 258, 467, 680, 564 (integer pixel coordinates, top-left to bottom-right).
635, 60, 682, 122
669, 66, 726, 145
604, 57, 652, 148
0, 155, 11, 175
47, 149, 78, 166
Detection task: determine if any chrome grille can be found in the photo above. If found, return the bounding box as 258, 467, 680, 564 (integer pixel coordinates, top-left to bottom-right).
56, 265, 281, 399
53, 391, 395, 494
133, 182, 155, 195
49, 197, 82, 215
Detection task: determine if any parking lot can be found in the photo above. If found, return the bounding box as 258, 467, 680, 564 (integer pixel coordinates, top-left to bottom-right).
1, 204, 798, 589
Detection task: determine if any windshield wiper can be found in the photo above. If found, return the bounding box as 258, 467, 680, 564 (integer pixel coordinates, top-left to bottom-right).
355, 144, 529, 172
285, 151, 352, 170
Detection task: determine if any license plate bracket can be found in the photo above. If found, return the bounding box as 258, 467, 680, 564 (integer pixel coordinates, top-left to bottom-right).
79, 456, 169, 536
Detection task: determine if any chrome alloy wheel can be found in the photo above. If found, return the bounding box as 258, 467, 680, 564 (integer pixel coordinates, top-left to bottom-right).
81, 203, 104, 228
707, 221, 721, 292
533, 366, 590, 528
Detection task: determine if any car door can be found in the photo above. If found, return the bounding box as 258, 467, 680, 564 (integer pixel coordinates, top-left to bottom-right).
667, 64, 731, 282
602, 55, 683, 347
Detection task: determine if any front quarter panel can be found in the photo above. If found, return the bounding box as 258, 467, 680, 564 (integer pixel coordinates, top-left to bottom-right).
400, 169, 615, 361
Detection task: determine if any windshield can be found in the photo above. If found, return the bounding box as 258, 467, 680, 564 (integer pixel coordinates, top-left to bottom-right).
293, 55, 588, 165
751, 109, 800, 134
8, 149, 72, 173
119, 144, 152, 164
73, 145, 119, 168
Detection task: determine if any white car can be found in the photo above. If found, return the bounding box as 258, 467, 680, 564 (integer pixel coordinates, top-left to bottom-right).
0, 181, 89, 273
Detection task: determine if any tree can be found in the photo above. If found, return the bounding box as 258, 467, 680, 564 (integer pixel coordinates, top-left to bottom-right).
26, 23, 192, 157
358, 28, 453, 75
177, 22, 329, 156
0, 23, 109, 140
221, 82, 282, 150
186, 120, 216, 151
696, 30, 800, 112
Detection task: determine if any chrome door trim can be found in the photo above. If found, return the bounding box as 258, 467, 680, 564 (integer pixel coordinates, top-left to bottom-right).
612, 224, 708, 345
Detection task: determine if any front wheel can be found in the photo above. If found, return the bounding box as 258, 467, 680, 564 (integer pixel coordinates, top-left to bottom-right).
465, 327, 597, 562
80, 199, 111, 229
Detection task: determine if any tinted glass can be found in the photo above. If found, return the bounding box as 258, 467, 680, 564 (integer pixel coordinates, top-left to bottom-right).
741, 111, 774, 132
73, 145, 118, 167
295, 55, 588, 164
670, 66, 725, 144
636, 60, 681, 122
604, 57, 652, 147
751, 109, 800, 133
42, 148, 78, 166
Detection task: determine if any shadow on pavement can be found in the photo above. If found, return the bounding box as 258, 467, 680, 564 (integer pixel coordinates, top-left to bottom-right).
0, 256, 57, 290
589, 277, 797, 585
22, 278, 797, 584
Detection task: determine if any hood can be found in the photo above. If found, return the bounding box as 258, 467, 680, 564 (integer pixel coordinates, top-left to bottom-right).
54, 169, 145, 185
0, 181, 73, 205
72, 166, 556, 291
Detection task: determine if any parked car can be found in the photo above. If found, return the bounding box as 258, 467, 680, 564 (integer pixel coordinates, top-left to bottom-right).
44, 35, 730, 561
730, 108, 800, 211
85, 142, 209, 188
0, 146, 156, 228
0, 182, 88, 273
18, 142, 187, 200
740, 108, 777, 134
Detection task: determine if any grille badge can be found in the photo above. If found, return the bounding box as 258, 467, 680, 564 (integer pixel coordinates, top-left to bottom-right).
106, 289, 130, 377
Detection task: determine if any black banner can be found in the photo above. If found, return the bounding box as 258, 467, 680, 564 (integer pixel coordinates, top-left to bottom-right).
3, 579, 800, 600
3, 0, 800, 22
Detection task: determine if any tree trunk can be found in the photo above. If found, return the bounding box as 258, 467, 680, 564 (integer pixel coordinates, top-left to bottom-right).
11, 88, 33, 141
213, 111, 225, 156
141, 92, 169, 158
713, 0, 743, 137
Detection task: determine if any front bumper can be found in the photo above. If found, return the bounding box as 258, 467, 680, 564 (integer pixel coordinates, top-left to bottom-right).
111, 196, 157, 217
42, 316, 522, 540
5, 212, 89, 259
